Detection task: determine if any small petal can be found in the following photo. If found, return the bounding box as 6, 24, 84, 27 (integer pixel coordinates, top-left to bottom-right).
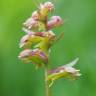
47, 16, 63, 30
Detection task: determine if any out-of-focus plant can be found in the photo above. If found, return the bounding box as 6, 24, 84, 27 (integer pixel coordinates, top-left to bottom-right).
18, 1, 81, 96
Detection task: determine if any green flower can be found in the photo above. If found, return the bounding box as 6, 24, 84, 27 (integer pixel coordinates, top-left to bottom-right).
19, 33, 44, 48
19, 31, 56, 53
18, 49, 48, 68
48, 58, 81, 87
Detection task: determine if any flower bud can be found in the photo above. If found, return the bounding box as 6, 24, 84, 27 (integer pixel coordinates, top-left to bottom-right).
39, 2, 54, 17
18, 49, 48, 67
47, 16, 63, 30
43, 2, 54, 12
23, 18, 39, 30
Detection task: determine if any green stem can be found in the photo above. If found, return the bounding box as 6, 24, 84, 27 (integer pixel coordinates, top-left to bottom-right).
45, 65, 50, 96
44, 16, 51, 96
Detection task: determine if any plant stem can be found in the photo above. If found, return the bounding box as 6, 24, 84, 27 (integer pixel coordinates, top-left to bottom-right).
45, 65, 50, 96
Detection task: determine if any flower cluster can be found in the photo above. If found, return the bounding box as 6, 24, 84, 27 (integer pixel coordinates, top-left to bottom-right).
19, 2, 63, 68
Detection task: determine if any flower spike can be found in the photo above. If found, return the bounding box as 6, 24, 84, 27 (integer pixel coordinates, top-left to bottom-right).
18, 1, 81, 92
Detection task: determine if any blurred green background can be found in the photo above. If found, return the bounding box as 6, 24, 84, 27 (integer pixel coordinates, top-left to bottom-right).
0, 0, 96, 96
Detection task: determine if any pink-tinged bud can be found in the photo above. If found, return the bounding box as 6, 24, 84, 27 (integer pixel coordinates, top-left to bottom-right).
23, 18, 39, 30
32, 11, 40, 20
39, 2, 54, 17
43, 2, 54, 12
18, 49, 48, 67
47, 16, 63, 30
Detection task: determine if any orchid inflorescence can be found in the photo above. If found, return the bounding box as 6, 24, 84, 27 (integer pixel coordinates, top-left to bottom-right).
18, 1, 81, 89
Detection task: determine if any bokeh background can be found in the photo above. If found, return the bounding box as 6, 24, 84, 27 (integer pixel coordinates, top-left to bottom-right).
0, 0, 96, 96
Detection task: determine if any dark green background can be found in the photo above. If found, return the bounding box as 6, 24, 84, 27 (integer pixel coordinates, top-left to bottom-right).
0, 0, 96, 96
